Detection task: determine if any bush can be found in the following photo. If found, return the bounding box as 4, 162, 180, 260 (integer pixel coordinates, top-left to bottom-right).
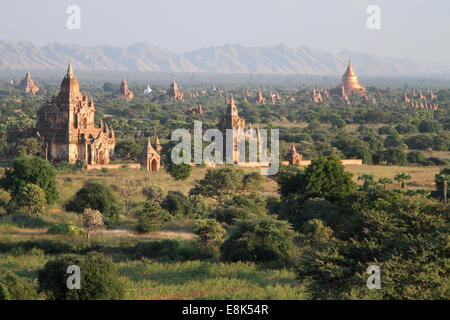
161, 191, 192, 216
38, 253, 125, 300
0, 268, 38, 300
142, 186, 164, 203
220, 218, 295, 264
193, 219, 226, 250
134, 239, 213, 261
47, 223, 84, 236
65, 181, 121, 218
135, 201, 168, 233
0, 156, 58, 205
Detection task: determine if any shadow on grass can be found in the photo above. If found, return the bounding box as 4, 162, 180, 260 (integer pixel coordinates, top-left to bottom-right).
0, 214, 52, 229
118, 260, 295, 287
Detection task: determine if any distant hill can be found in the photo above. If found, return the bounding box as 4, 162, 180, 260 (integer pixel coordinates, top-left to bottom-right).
0, 41, 448, 76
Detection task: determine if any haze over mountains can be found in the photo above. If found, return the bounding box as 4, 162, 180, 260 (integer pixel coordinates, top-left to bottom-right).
0, 40, 448, 76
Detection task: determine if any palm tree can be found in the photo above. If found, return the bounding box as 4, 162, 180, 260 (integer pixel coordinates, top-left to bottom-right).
378, 177, 393, 190
358, 174, 378, 195
436, 174, 448, 206
394, 173, 411, 189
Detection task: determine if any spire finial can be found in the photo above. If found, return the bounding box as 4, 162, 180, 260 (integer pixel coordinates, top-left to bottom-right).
67, 60, 73, 77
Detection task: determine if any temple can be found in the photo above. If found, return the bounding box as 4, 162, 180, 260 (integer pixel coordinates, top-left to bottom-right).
333, 60, 366, 97
287, 143, 302, 165
115, 76, 134, 99
167, 79, 184, 101
17, 69, 39, 94
36, 61, 116, 164
137, 138, 161, 172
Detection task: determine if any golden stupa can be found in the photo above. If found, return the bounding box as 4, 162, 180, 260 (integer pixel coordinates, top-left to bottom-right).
341, 60, 366, 94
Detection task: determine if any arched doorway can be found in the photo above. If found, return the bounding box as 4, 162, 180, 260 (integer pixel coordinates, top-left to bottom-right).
98, 150, 104, 165
82, 118, 87, 129
151, 159, 158, 171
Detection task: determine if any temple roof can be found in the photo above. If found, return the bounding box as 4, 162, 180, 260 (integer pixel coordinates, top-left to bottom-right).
343, 60, 356, 78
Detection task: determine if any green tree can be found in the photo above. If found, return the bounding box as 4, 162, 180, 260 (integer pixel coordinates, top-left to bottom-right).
38, 253, 125, 300
0, 156, 58, 205
434, 168, 449, 205
357, 174, 378, 195
65, 181, 121, 219
167, 163, 192, 181
193, 219, 226, 250
0, 268, 38, 300
15, 183, 46, 216
220, 218, 295, 263
378, 177, 393, 190
394, 173, 411, 189
135, 201, 167, 233
161, 191, 193, 216
277, 156, 354, 202
15, 138, 41, 156
296, 195, 449, 299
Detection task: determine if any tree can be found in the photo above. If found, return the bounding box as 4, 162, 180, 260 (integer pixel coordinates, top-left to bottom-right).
167, 163, 192, 181
161, 191, 192, 216
15, 138, 41, 156
65, 181, 121, 219
394, 173, 411, 189
378, 177, 393, 190
135, 201, 167, 233
193, 219, 226, 250
276, 156, 354, 202
220, 218, 295, 263
435, 168, 450, 205
81, 208, 104, 242
0, 156, 58, 205
142, 186, 165, 203
296, 195, 449, 299
15, 183, 46, 216
190, 168, 262, 201
111, 177, 141, 216
0, 268, 38, 300
357, 174, 378, 195
38, 253, 124, 300
115, 139, 143, 161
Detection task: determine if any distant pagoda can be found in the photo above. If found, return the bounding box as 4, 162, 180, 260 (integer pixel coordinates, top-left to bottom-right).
115, 76, 134, 99
332, 60, 366, 97
17, 69, 39, 94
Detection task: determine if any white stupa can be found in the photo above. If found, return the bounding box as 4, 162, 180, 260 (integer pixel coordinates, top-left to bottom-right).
143, 85, 152, 94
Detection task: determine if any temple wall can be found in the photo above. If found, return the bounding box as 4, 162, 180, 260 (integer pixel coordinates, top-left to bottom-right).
87, 163, 141, 171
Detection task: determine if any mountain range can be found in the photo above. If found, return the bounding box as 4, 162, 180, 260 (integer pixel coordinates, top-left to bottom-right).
0, 40, 448, 76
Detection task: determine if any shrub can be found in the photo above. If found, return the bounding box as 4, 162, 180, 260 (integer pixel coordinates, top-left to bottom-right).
135, 201, 168, 233
220, 218, 295, 263
0, 268, 38, 300
193, 219, 226, 250
81, 208, 104, 241
134, 239, 213, 261
47, 223, 84, 236
0, 156, 58, 204
142, 186, 165, 203
65, 181, 121, 218
161, 191, 192, 216
38, 253, 125, 300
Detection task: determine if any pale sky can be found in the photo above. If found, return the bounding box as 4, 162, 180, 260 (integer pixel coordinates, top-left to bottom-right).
1, 0, 449, 64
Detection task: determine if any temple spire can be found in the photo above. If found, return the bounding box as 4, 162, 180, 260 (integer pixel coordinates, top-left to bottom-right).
67, 60, 74, 77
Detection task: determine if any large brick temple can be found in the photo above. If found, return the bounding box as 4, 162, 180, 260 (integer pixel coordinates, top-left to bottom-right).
36, 61, 116, 164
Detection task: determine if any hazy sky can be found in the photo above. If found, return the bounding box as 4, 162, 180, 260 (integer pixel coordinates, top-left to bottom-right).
1, 0, 449, 64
